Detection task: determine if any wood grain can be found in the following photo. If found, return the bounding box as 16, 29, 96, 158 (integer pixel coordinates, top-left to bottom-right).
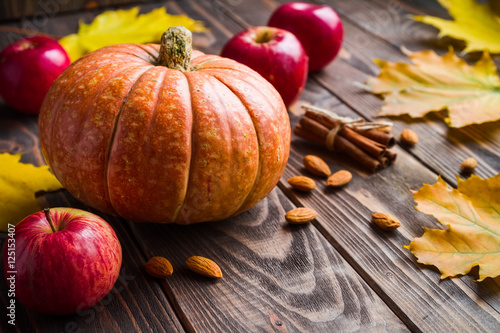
0, 198, 186, 333
122, 2, 410, 331
149, 2, 499, 331
320, 0, 500, 172
284, 81, 500, 332
0, 2, 408, 332
213, 0, 500, 186
0, 0, 161, 22
1, 1, 499, 332
126, 188, 409, 332
187, 1, 500, 331
0, 115, 185, 332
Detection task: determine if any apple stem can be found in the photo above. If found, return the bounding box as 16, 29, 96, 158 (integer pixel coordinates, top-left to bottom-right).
44, 208, 57, 233
156, 26, 192, 71
255, 30, 272, 44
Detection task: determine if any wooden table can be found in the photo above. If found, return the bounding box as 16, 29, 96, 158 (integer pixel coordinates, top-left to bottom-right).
1, 0, 499, 332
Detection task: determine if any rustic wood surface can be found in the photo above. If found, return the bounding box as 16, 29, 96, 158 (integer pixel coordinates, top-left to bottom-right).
0, 0, 158, 21
1, 0, 499, 332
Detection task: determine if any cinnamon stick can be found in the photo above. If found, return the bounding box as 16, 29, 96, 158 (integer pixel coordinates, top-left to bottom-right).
295, 107, 396, 172
299, 116, 331, 139
385, 150, 397, 164
354, 128, 395, 148
294, 125, 325, 146
305, 110, 339, 129
295, 117, 382, 173
340, 127, 386, 158
334, 136, 382, 173
304, 111, 386, 159
377, 156, 389, 168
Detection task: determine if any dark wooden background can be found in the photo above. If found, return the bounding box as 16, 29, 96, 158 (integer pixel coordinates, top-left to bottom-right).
1, 0, 499, 332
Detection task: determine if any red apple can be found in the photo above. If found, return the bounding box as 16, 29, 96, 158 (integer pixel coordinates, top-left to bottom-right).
0, 36, 70, 114
268, 2, 343, 72
3, 208, 122, 315
221, 26, 308, 108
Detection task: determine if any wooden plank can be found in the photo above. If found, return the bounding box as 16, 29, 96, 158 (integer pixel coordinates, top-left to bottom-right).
0, 0, 158, 22
313, 50, 500, 183
0, 2, 497, 333
0, 117, 185, 332
0, 3, 408, 332
116, 2, 410, 331
319, 0, 500, 174
289, 0, 500, 317
126, 188, 409, 332
288, 80, 500, 323
185, 1, 500, 331
0, 9, 87, 49
286, 81, 500, 332
319, 0, 450, 51
0, 2, 202, 48
213, 0, 500, 186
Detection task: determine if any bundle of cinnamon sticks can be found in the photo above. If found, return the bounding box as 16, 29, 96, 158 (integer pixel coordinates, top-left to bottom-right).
294, 105, 397, 172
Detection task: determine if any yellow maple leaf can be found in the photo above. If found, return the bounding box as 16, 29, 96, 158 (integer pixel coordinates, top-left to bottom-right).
413, 0, 500, 54
59, 6, 206, 62
404, 174, 500, 281
0, 153, 64, 232
365, 47, 500, 128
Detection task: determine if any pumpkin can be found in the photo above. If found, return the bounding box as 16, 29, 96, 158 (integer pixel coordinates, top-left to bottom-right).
39, 26, 290, 224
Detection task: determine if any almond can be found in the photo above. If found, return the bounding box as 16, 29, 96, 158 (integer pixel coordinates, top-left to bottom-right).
371, 212, 401, 231
287, 176, 316, 191
303, 155, 331, 177
186, 256, 222, 278
460, 157, 477, 173
285, 207, 318, 224
327, 170, 352, 187
400, 129, 418, 145
145, 256, 173, 278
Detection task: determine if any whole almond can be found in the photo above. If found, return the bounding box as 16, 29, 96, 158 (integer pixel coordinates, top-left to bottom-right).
460, 157, 477, 173
371, 212, 401, 231
327, 170, 352, 187
303, 155, 331, 177
145, 256, 173, 278
288, 176, 316, 191
285, 207, 318, 224
186, 256, 223, 278
400, 129, 418, 145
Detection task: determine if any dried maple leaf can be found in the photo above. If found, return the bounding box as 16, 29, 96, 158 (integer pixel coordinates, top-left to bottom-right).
405, 174, 500, 281
59, 7, 206, 61
0, 153, 63, 232
365, 47, 500, 128
413, 0, 500, 54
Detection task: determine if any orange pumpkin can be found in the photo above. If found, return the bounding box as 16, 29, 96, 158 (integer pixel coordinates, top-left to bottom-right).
39, 26, 290, 224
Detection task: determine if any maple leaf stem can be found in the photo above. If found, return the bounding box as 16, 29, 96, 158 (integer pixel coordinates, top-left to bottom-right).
157, 25, 192, 72
44, 208, 57, 233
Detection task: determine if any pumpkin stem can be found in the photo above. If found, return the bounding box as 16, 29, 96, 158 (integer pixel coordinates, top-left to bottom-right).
157, 26, 192, 71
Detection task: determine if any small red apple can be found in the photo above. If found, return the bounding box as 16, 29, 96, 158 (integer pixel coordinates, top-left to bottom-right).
3, 208, 122, 315
0, 36, 70, 114
220, 26, 308, 108
268, 2, 343, 72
